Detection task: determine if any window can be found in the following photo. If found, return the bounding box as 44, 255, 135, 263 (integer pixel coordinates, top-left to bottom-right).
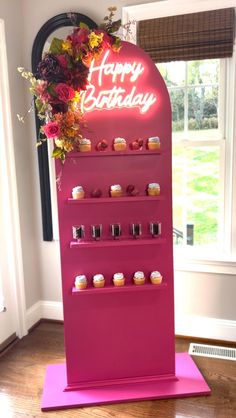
123, 1, 236, 263
157, 59, 225, 252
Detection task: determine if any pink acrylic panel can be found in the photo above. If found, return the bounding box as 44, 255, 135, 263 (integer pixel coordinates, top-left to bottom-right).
55, 41, 174, 388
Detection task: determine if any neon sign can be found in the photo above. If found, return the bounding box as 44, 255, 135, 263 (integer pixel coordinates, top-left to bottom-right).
80, 51, 157, 114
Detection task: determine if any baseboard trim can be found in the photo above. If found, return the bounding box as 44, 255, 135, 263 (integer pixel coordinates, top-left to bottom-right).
41, 300, 63, 321
175, 315, 236, 342
26, 300, 63, 331
26, 301, 236, 342
26, 300, 42, 330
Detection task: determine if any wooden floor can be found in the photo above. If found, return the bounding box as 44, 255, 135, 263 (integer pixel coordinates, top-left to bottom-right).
0, 322, 236, 418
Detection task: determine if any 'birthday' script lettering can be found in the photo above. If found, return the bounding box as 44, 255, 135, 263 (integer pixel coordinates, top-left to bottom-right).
80, 51, 157, 114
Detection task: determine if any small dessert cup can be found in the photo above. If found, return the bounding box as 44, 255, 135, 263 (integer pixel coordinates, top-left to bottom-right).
147, 183, 160, 196
147, 137, 161, 150
93, 274, 105, 288
113, 138, 127, 151
150, 271, 163, 285
72, 186, 85, 199
133, 271, 145, 285
110, 185, 123, 197
79, 138, 91, 152
113, 273, 125, 286
75, 275, 87, 290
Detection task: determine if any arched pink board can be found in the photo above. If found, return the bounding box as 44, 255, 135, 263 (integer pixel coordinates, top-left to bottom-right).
41, 41, 210, 411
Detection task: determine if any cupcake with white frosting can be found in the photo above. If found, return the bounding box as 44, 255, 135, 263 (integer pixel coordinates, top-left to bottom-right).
113, 272, 125, 287
75, 275, 87, 290
110, 184, 123, 198
93, 274, 105, 288
147, 137, 160, 150
147, 183, 160, 196
72, 186, 85, 199
79, 138, 91, 152
113, 137, 127, 151
133, 271, 145, 285
150, 271, 163, 285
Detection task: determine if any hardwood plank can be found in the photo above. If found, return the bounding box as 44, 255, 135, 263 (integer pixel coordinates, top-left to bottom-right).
0, 322, 236, 418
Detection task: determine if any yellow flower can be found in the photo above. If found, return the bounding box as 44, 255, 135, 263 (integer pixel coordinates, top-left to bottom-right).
88, 32, 104, 49
55, 139, 65, 149
72, 91, 80, 103
62, 40, 73, 55
55, 138, 73, 152
63, 140, 74, 152
64, 128, 76, 138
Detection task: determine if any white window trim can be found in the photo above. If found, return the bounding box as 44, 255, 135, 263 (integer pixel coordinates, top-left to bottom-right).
122, 0, 236, 271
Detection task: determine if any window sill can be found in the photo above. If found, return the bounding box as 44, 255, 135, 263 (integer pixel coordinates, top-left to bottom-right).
174, 253, 236, 275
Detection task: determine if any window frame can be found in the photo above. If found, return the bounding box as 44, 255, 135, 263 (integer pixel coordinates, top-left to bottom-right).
159, 59, 225, 251
122, 0, 236, 272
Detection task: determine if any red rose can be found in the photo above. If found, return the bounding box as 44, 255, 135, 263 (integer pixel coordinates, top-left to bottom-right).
57, 55, 68, 68
55, 83, 75, 102
43, 121, 61, 138
68, 28, 89, 48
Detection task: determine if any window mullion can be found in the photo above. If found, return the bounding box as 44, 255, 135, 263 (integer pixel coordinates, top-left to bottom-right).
184, 62, 188, 136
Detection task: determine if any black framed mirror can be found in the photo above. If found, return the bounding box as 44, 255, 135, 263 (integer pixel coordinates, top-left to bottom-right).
32, 13, 97, 241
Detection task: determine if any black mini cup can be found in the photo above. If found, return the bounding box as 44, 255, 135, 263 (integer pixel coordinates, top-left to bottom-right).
91, 224, 102, 240
111, 223, 121, 239
150, 222, 161, 237
131, 223, 142, 238
72, 225, 85, 240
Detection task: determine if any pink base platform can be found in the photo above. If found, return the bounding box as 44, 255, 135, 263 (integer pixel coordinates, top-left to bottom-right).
41, 353, 211, 411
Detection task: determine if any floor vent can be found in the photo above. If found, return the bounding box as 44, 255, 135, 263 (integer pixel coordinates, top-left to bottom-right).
189, 343, 236, 361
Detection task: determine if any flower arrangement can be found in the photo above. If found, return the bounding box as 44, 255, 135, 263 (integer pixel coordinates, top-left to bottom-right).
18, 7, 123, 162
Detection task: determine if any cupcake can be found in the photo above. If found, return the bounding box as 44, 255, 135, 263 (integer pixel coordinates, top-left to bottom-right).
75, 275, 87, 290
147, 137, 160, 150
133, 271, 145, 285
147, 183, 160, 196
79, 138, 91, 152
113, 272, 125, 287
110, 184, 123, 197
93, 274, 105, 288
113, 137, 127, 151
150, 271, 163, 285
72, 186, 85, 199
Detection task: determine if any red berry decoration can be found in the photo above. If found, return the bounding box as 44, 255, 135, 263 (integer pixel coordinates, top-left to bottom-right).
126, 184, 139, 196
91, 188, 102, 198
96, 139, 108, 151
130, 141, 139, 150
137, 138, 143, 148
130, 139, 143, 150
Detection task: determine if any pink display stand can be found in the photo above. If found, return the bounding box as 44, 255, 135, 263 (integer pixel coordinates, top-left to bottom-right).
41, 41, 210, 411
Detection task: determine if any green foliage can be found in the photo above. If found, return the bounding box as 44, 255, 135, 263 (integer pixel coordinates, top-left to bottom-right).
49, 38, 63, 54
52, 147, 65, 163
172, 142, 220, 246
79, 22, 89, 30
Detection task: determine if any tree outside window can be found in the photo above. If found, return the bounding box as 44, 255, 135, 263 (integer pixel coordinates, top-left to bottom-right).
157, 60, 224, 249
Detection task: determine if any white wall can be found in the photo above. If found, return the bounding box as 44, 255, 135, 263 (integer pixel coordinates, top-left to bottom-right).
0, 0, 41, 310
3, 0, 235, 340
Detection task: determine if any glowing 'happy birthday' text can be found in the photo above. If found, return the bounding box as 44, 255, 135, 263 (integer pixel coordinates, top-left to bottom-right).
80, 51, 157, 114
